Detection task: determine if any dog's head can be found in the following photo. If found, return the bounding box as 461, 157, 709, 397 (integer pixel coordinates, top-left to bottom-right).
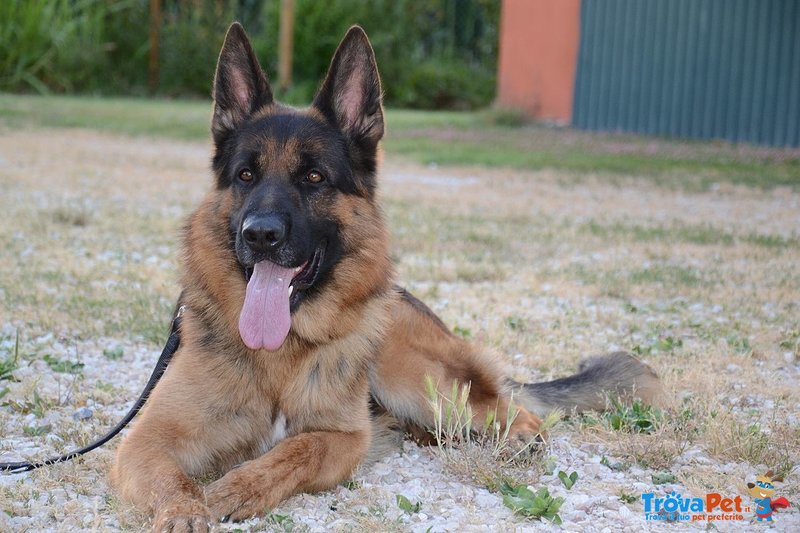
208, 23, 388, 351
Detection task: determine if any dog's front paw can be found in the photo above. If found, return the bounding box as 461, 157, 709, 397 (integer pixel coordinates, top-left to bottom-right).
205, 467, 272, 523
153, 499, 212, 533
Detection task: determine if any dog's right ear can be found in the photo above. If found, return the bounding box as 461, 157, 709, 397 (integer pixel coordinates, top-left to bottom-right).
211, 23, 273, 140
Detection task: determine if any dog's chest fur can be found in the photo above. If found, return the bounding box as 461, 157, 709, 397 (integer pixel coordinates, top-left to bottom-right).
165, 304, 385, 476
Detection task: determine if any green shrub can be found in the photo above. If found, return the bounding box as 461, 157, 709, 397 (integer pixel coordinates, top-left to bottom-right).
395, 59, 494, 110
0, 0, 500, 109
0, 0, 148, 94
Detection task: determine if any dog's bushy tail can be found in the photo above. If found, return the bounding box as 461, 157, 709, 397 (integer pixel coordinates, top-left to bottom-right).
509, 352, 661, 417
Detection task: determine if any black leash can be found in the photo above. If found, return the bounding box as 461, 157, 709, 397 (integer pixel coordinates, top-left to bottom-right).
0, 306, 184, 474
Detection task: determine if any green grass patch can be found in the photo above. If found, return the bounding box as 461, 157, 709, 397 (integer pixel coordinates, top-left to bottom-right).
628, 265, 703, 287
385, 134, 800, 190
564, 263, 706, 295
725, 333, 753, 355
632, 336, 684, 356
2, 94, 798, 190
583, 219, 798, 249
0, 330, 20, 382
780, 329, 800, 354
103, 345, 125, 360
0, 94, 212, 140
0, 94, 479, 140
584, 220, 734, 246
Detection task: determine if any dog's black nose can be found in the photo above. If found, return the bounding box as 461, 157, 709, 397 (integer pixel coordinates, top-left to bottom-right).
241, 214, 288, 252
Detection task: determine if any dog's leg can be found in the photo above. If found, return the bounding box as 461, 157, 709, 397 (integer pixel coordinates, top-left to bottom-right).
111, 344, 228, 532
204, 430, 368, 522
111, 429, 212, 533
371, 289, 543, 443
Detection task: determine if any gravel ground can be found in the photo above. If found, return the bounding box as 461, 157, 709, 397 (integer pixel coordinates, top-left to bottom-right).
1, 129, 798, 531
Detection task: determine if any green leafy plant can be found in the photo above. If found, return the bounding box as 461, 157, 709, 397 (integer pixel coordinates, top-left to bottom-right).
23, 424, 51, 437
633, 336, 683, 355
396, 494, 422, 514
604, 398, 662, 434
500, 481, 564, 524
619, 491, 638, 504
43, 354, 84, 374
600, 455, 630, 471
263, 512, 295, 532
557, 470, 578, 490
2, 389, 55, 417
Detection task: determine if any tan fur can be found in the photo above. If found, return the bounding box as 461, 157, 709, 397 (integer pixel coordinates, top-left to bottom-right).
111, 24, 660, 532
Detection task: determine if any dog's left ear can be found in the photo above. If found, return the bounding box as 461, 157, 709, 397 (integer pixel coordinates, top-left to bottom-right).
313, 26, 384, 147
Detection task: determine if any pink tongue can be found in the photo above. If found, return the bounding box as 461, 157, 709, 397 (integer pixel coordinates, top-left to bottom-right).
238, 261, 294, 351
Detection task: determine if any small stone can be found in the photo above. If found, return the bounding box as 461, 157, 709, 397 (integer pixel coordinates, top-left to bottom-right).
73, 408, 93, 421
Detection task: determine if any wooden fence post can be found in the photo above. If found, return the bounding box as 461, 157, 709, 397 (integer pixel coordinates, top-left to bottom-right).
149, 0, 161, 94
278, 0, 295, 92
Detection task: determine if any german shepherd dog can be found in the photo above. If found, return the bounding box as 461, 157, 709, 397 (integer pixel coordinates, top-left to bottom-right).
111, 23, 659, 531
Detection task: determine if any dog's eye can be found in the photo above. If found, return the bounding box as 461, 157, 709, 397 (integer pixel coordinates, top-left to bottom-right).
239, 169, 253, 182
306, 170, 325, 184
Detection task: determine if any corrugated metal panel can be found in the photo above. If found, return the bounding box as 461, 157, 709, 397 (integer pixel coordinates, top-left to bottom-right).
573, 0, 800, 147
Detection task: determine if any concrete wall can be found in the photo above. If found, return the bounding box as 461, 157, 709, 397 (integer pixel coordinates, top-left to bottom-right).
496, 0, 581, 123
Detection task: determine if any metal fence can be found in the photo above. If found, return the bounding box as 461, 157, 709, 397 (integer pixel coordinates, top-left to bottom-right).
573, 0, 800, 147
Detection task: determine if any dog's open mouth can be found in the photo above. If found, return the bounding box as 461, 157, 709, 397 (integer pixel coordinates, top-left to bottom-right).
239, 242, 326, 351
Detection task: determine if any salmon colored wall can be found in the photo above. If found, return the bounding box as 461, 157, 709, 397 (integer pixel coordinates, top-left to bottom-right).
496, 0, 581, 124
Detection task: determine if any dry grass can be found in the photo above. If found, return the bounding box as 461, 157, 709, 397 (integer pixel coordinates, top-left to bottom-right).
1, 125, 799, 530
